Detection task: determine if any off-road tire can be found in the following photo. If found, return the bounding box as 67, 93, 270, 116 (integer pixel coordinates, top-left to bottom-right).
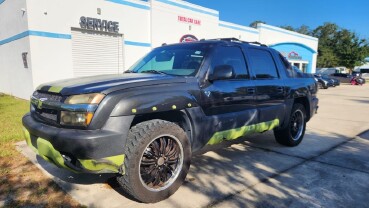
117, 119, 191, 203
274, 103, 306, 146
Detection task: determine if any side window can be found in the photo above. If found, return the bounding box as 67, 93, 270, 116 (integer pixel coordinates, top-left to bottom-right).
248, 48, 279, 79
212, 46, 249, 79
278, 53, 294, 78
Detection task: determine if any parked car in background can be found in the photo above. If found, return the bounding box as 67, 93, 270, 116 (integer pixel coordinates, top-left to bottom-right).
354, 66, 369, 82
316, 68, 338, 75
330, 73, 353, 83
321, 75, 340, 87
292, 66, 312, 78
314, 74, 333, 89
350, 74, 366, 85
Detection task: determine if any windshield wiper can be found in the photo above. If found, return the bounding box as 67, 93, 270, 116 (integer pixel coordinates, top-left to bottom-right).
141, 70, 168, 75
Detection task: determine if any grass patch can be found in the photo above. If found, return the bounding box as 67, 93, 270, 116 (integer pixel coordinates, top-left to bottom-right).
0, 94, 83, 207
0, 94, 29, 157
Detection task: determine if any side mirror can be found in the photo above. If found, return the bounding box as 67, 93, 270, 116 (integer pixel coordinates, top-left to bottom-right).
209, 65, 234, 81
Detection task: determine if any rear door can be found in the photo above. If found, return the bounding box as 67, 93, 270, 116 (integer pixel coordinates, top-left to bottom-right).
245, 47, 286, 123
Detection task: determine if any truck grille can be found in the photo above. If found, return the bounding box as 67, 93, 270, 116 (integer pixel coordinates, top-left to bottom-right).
31, 91, 63, 125
33, 91, 63, 102
39, 111, 58, 122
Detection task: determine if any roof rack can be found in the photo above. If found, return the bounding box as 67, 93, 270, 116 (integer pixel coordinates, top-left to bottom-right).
248, 41, 268, 47
206, 38, 267, 47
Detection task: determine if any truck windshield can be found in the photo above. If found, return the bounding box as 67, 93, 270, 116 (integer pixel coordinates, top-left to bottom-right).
128, 44, 209, 76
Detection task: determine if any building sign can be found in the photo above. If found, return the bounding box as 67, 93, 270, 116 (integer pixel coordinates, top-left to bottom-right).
180, 34, 198, 43
79, 16, 119, 33
178, 16, 201, 25
288, 51, 302, 60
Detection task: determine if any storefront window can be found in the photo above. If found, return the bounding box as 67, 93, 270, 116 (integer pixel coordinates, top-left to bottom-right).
302, 63, 308, 73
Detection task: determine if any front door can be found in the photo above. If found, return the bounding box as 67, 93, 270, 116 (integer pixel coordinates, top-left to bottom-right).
200, 45, 256, 143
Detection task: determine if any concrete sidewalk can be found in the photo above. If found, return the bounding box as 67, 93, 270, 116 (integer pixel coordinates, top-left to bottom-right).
17, 84, 369, 207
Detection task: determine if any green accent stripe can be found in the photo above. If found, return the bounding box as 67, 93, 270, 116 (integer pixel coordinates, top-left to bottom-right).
207, 119, 280, 145
79, 155, 125, 174
23, 127, 38, 153
48, 86, 64, 93
37, 138, 75, 172
23, 128, 125, 173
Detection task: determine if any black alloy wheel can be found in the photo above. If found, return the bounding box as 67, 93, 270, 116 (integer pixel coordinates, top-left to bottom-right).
274, 103, 306, 146
139, 135, 183, 191
117, 119, 191, 203
289, 109, 304, 141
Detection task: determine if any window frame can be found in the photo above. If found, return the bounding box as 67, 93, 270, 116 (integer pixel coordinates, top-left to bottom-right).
277, 52, 295, 78
210, 45, 251, 81
246, 47, 280, 80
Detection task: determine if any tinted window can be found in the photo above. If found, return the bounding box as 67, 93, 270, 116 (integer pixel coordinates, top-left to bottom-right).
278, 53, 294, 77
248, 49, 279, 79
212, 46, 249, 79
130, 44, 209, 76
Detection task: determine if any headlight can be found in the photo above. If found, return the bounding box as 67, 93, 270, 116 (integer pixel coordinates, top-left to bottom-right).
60, 111, 94, 126
314, 78, 318, 82
65, 93, 105, 104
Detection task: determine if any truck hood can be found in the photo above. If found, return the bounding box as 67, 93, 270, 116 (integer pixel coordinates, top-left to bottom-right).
37, 73, 188, 95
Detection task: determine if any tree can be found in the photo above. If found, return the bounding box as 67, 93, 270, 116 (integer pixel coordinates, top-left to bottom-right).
312, 23, 368, 69
279, 25, 311, 35
249, 20, 266, 28
313, 23, 340, 68
256, 21, 369, 69
280, 25, 295, 31
296, 25, 311, 35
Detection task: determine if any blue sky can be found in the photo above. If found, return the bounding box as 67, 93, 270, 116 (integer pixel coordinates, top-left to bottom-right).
185, 0, 369, 39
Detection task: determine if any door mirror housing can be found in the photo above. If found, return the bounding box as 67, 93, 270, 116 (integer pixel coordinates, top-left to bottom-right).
209, 65, 234, 81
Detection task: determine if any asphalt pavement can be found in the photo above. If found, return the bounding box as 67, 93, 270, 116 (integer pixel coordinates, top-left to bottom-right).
17, 84, 369, 208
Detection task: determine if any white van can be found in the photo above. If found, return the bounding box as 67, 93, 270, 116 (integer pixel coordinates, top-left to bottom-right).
354, 64, 369, 80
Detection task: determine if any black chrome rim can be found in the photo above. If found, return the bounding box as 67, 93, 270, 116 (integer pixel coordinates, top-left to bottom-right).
139, 135, 183, 192
290, 109, 304, 141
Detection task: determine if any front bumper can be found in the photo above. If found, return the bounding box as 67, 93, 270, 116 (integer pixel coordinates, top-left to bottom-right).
22, 113, 129, 174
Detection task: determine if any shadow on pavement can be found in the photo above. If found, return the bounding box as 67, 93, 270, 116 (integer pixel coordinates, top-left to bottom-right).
19, 126, 369, 208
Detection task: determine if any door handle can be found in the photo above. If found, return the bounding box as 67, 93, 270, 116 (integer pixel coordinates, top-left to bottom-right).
247, 88, 255, 95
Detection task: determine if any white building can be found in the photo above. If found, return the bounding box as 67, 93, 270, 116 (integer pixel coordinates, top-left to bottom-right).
0, 0, 318, 99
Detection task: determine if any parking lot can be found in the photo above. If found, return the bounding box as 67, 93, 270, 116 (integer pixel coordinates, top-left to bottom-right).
17, 84, 369, 208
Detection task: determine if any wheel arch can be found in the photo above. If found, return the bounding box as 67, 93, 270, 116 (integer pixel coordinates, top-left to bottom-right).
294, 96, 311, 121
130, 110, 193, 145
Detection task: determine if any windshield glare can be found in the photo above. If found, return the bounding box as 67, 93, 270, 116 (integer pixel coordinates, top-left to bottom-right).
129, 44, 209, 76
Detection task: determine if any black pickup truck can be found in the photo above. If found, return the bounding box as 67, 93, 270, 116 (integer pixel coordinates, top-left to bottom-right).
22, 38, 318, 203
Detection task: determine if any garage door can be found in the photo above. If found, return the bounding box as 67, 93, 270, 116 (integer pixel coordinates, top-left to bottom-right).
71, 28, 124, 77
